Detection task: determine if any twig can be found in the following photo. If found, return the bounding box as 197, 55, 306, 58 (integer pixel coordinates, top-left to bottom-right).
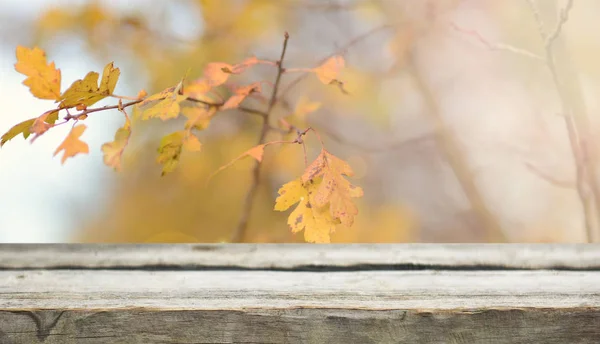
527, 0, 599, 242
231, 32, 290, 243
277, 24, 393, 103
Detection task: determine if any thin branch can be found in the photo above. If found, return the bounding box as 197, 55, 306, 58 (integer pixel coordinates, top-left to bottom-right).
545, 0, 574, 46
450, 22, 545, 61
527, 0, 598, 242
231, 32, 290, 243
277, 24, 393, 103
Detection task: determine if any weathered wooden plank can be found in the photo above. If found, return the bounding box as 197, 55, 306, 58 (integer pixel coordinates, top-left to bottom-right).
1, 243, 599, 269
1, 244, 600, 343
2, 269, 600, 343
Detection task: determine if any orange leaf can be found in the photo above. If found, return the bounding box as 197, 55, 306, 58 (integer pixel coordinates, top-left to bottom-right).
313, 55, 345, 84
206, 143, 268, 184
203, 62, 233, 87
30, 110, 58, 142
14, 46, 61, 100
222, 82, 261, 110
53, 124, 89, 164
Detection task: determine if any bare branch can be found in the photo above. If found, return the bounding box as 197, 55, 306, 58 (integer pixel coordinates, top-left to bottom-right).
231, 32, 290, 243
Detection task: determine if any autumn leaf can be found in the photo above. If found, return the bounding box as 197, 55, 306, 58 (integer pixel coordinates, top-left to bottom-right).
137, 86, 176, 108
101, 119, 131, 171
98, 62, 120, 95
222, 82, 261, 110
313, 55, 345, 84
183, 134, 202, 152
30, 110, 59, 142
206, 143, 268, 184
274, 178, 337, 243
142, 94, 187, 121
58, 62, 120, 108
53, 124, 89, 164
300, 149, 363, 226
14, 46, 61, 100
203, 62, 233, 87
184, 79, 211, 98
1, 119, 35, 146
156, 129, 201, 175
1, 111, 58, 147
182, 106, 215, 131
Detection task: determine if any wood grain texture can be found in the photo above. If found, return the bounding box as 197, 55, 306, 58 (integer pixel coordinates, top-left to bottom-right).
1, 244, 600, 343
1, 243, 600, 269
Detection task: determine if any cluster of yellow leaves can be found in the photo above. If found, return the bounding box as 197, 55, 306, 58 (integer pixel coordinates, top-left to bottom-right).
274, 149, 363, 243
2, 46, 121, 168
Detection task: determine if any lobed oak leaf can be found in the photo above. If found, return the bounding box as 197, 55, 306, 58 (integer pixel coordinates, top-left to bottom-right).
53, 124, 89, 164
58, 62, 120, 108
156, 131, 185, 176
141, 94, 187, 121
101, 119, 131, 171
14, 46, 62, 100
222, 82, 261, 110
313, 55, 345, 85
313, 151, 363, 227
275, 178, 337, 243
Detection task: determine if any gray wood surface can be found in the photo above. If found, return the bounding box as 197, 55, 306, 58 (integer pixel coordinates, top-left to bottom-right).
1, 244, 600, 343
1, 243, 600, 269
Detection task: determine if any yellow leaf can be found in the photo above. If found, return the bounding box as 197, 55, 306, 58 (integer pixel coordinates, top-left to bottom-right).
53, 124, 89, 164
59, 72, 101, 107
313, 151, 363, 227
183, 134, 202, 152
142, 94, 186, 121
275, 178, 337, 243
1, 119, 35, 146
184, 79, 211, 98
58, 62, 120, 108
98, 62, 120, 95
101, 119, 131, 171
274, 178, 305, 211
157, 131, 185, 176
137, 86, 175, 108
14, 46, 61, 100
313, 55, 345, 84
182, 106, 215, 131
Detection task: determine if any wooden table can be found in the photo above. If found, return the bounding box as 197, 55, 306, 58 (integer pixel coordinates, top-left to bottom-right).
1, 244, 599, 343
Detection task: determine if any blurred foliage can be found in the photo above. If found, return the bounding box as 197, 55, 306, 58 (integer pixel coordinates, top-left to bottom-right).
18, 0, 418, 243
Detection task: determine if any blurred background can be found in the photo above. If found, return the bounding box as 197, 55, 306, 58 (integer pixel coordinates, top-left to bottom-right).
1, 0, 599, 243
